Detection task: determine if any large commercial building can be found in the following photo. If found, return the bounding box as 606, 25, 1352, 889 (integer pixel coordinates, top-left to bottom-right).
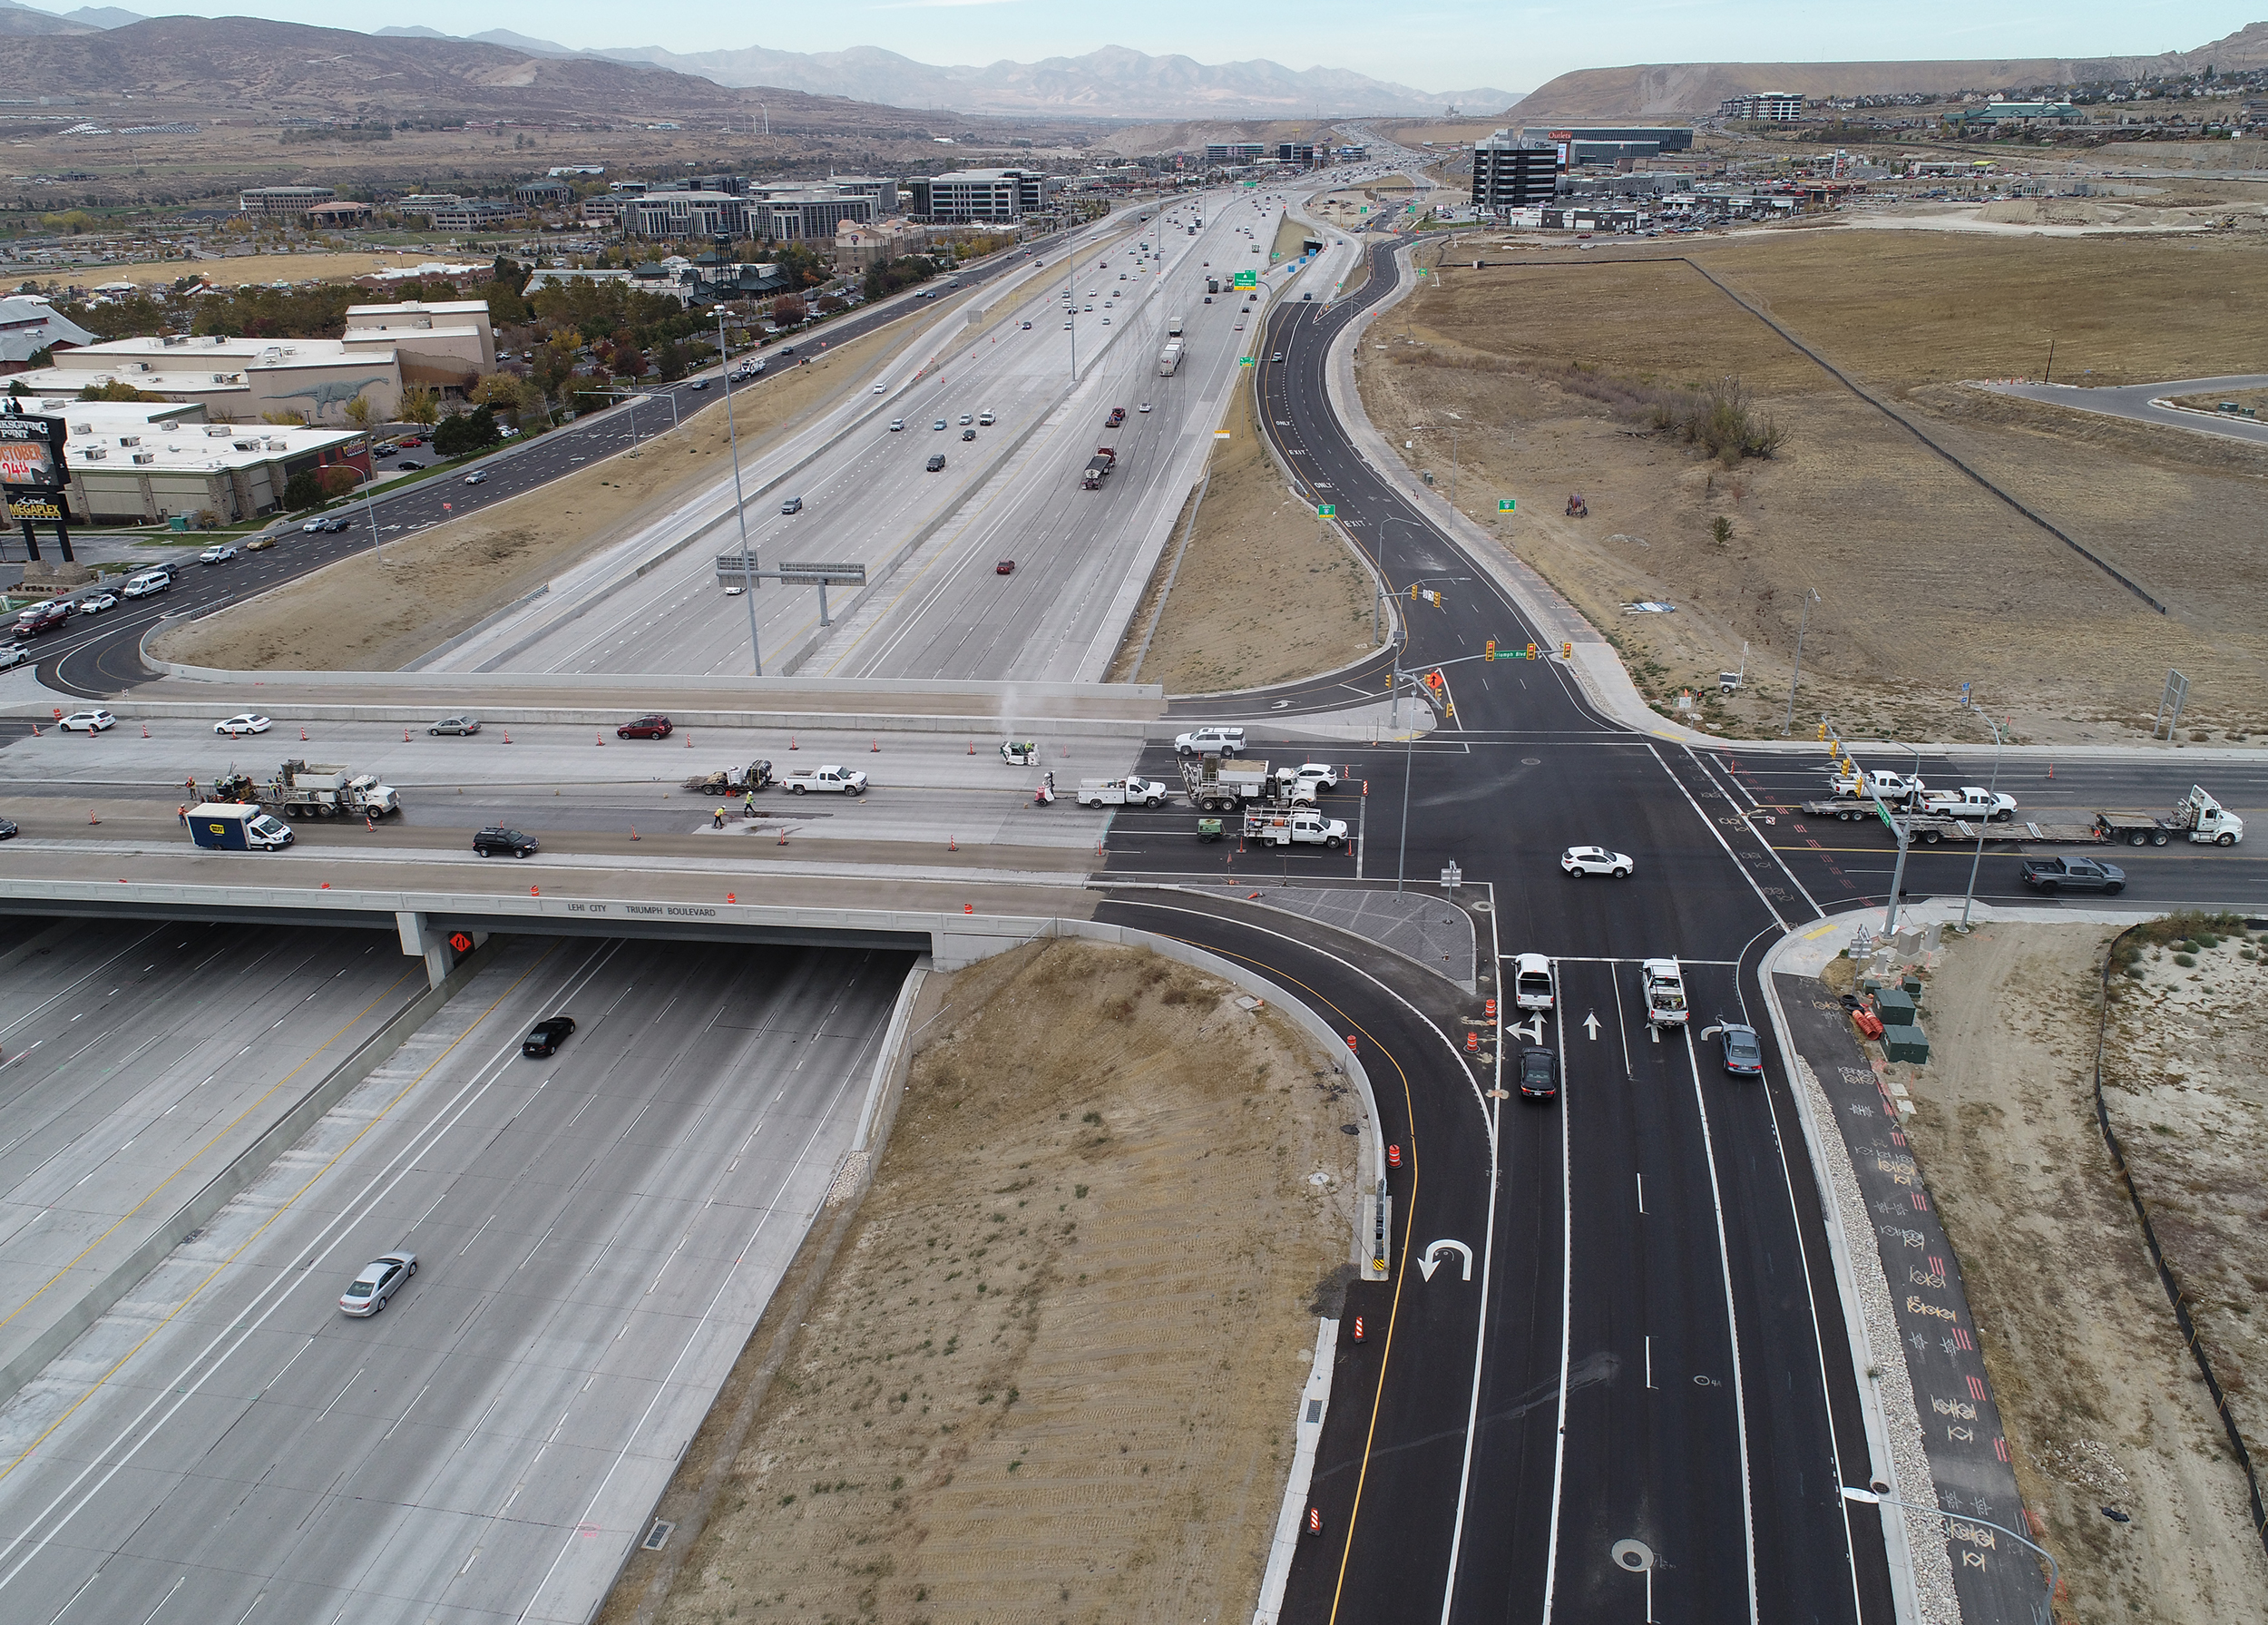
341, 298, 495, 390
8, 396, 369, 525
1205, 142, 1266, 165
905, 169, 1057, 223
0, 296, 98, 374
8, 332, 406, 424
1718, 93, 1805, 122
746, 186, 879, 240
239, 186, 337, 218
754, 176, 899, 211
629, 188, 746, 239
1520, 125, 1695, 165
425, 200, 523, 231
1471, 134, 1559, 210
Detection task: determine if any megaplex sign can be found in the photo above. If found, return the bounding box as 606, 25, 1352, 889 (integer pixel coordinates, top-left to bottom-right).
0, 409, 77, 559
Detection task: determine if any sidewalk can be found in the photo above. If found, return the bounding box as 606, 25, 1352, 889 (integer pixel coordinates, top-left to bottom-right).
1760, 908, 2094, 1625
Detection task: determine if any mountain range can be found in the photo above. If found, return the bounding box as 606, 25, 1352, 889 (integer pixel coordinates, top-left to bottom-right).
0, 0, 1514, 117
1513, 21, 2268, 122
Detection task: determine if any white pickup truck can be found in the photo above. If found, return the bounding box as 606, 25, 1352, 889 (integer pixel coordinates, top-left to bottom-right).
1919, 786, 2018, 822
784, 765, 868, 796
1833, 768, 1927, 806
1076, 777, 1169, 808
1640, 958, 1689, 1026
1242, 810, 1348, 849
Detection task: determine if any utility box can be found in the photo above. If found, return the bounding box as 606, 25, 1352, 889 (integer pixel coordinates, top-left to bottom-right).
1875, 989, 1918, 1028
1882, 1024, 1931, 1065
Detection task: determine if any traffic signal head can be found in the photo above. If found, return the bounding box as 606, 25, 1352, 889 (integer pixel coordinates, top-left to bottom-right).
1409, 584, 1419, 601
1485, 639, 1496, 661
1817, 722, 1828, 741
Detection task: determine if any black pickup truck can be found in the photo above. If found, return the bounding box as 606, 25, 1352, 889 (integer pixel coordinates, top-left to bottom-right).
2020, 856, 2126, 895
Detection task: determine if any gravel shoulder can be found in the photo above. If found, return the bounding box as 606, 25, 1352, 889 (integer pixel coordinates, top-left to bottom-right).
1892, 924, 2268, 1623
601, 938, 1359, 1625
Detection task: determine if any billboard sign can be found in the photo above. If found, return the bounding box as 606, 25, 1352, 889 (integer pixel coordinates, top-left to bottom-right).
0, 414, 68, 494
1549, 130, 1572, 171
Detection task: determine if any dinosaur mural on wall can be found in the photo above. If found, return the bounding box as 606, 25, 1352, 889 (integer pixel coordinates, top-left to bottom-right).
266, 377, 390, 422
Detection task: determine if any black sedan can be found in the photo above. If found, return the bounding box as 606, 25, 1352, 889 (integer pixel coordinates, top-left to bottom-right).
0, 817, 16, 840
1517, 1045, 1559, 1101
523, 1015, 576, 1057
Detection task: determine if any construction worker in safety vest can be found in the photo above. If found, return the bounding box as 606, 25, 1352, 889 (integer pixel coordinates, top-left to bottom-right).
743, 791, 757, 818
712, 806, 727, 829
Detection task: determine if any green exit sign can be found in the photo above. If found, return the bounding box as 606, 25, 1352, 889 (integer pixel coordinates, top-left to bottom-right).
1239, 355, 1254, 367
1497, 498, 1516, 513
1317, 504, 1335, 516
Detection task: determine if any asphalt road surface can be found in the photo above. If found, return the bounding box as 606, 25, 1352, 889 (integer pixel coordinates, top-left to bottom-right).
0, 936, 911, 1625
1975, 372, 2268, 447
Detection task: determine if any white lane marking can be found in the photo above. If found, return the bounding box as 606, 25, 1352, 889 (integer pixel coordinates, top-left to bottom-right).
1643, 743, 1794, 932
1680, 1023, 1760, 1624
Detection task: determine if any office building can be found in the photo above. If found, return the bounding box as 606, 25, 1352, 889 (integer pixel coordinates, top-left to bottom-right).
1471, 134, 1559, 210
1205, 142, 1266, 165
238, 186, 336, 217
1520, 125, 1694, 166
10, 396, 369, 524
628, 190, 747, 239
1717, 93, 1805, 122
746, 186, 879, 240
424, 200, 523, 231
906, 169, 1050, 223
1276, 142, 1318, 165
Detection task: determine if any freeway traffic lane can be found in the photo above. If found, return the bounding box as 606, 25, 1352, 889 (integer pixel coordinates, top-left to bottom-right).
0, 936, 911, 1625
1089, 891, 1552, 1625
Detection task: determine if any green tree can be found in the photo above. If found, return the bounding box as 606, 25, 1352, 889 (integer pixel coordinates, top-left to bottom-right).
283, 470, 324, 510
398, 387, 442, 426
433, 406, 499, 457
1710, 515, 1734, 547
514, 377, 549, 429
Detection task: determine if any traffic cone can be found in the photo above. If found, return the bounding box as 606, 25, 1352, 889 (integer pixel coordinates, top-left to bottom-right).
29, 723, 38, 737
967, 739, 974, 754
404, 728, 410, 741
777, 827, 788, 845
949, 834, 958, 851
300, 726, 308, 740
596, 732, 604, 746
685, 733, 693, 747
631, 826, 640, 840
727, 893, 736, 904
871, 738, 878, 752
365, 814, 375, 830
2047, 762, 2054, 778
530, 885, 540, 896
141, 722, 149, 738
789, 734, 797, 749
503, 729, 512, 743
88, 808, 99, 825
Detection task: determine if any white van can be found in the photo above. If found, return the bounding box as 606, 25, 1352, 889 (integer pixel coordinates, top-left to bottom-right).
122, 570, 173, 598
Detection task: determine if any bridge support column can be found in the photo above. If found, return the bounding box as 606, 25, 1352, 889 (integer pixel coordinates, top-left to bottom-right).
396, 910, 452, 989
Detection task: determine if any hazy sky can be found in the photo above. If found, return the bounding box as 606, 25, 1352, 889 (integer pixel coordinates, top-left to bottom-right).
24, 0, 2255, 94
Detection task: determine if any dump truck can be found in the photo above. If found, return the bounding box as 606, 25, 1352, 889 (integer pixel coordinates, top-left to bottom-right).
1182, 756, 1271, 812
1080, 445, 1117, 489
1075, 777, 1170, 808
187, 803, 295, 851
235, 759, 400, 818
683, 759, 775, 795
1640, 958, 1689, 1026
783, 765, 867, 796
1242, 809, 1348, 849
1158, 342, 1184, 377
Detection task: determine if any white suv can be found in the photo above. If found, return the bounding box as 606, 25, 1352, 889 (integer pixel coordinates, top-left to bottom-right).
1174, 725, 1246, 757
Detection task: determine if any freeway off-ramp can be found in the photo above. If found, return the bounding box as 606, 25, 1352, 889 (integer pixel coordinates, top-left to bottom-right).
7, 142, 2268, 1625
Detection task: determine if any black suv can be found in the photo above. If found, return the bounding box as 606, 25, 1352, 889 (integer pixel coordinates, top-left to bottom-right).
2020, 856, 2125, 895
474, 826, 540, 858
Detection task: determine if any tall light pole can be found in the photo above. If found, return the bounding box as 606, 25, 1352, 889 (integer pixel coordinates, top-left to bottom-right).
1960, 710, 2007, 928
718, 308, 760, 676
1783, 586, 1820, 735
1839, 1487, 2056, 1625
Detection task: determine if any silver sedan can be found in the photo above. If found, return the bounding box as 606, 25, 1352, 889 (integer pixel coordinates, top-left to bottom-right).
337, 1251, 417, 1317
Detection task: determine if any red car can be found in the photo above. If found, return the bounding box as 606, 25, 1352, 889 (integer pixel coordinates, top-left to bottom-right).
996, 560, 1015, 574
616, 714, 673, 739
1106, 406, 1126, 427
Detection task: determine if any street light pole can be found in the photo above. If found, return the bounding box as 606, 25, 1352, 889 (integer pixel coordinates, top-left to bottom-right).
718, 308, 760, 676
1839, 1487, 2057, 1625
1783, 587, 1820, 734
1394, 667, 1418, 895
1960, 711, 2007, 928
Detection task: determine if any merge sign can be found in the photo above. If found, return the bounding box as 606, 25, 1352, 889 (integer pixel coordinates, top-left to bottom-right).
0, 414, 67, 493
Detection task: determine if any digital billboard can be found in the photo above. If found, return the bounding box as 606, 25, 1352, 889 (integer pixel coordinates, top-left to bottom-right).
0, 414, 67, 494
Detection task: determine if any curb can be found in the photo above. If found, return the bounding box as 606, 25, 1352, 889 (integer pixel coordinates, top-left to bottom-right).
1251, 1317, 1340, 1625
0, 934, 496, 1409
1755, 918, 1939, 1625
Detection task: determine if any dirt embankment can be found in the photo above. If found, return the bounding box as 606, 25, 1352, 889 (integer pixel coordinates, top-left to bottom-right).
1354, 230, 2268, 745
151, 320, 912, 673
1110, 361, 1378, 692
1891, 924, 2268, 1623
605, 939, 1359, 1625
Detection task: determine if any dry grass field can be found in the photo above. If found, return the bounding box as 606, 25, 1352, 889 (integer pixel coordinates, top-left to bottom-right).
1110, 367, 1377, 692
1358, 229, 2268, 743
602, 939, 1358, 1625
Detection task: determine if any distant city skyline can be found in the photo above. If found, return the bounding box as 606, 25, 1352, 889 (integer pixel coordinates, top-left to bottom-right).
9, 0, 2258, 100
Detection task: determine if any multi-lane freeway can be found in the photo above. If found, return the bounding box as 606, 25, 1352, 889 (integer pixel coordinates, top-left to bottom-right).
0, 936, 909, 1625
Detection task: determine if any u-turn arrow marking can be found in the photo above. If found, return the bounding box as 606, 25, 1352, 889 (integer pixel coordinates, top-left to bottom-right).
1417, 1238, 1473, 1282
